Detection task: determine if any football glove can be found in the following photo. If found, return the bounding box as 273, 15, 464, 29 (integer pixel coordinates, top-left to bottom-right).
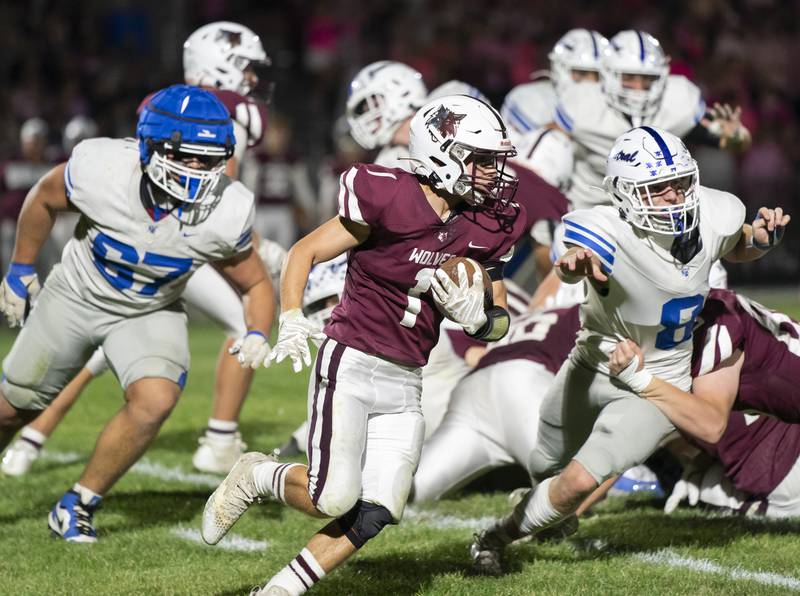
663, 462, 704, 514
429, 263, 487, 335
229, 331, 272, 369
0, 263, 40, 328
269, 308, 326, 373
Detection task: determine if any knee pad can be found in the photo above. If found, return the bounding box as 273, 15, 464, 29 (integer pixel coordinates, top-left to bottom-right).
337, 500, 395, 549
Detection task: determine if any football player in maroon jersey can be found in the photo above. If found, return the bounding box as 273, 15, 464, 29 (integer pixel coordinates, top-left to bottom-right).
202, 94, 527, 594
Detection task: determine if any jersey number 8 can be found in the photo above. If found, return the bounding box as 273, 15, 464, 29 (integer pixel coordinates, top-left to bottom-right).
655, 294, 704, 350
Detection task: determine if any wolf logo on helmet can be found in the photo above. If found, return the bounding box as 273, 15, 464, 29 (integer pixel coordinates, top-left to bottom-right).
426, 106, 467, 139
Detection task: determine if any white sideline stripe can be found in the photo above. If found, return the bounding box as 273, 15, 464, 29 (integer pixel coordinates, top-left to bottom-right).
404, 507, 495, 530
634, 549, 800, 591
170, 526, 269, 552
131, 459, 221, 488
40, 450, 83, 464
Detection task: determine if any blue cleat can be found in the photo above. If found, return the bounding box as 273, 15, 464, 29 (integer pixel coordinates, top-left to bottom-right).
610, 464, 664, 497
48, 489, 101, 543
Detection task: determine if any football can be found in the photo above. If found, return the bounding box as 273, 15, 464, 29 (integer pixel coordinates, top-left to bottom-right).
437, 256, 493, 306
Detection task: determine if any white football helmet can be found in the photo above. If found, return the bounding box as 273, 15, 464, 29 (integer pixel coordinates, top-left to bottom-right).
514, 128, 574, 192
303, 254, 348, 327
549, 29, 609, 93
346, 61, 428, 150
603, 126, 699, 236
63, 115, 98, 154
183, 21, 270, 97
601, 30, 669, 120
409, 95, 517, 212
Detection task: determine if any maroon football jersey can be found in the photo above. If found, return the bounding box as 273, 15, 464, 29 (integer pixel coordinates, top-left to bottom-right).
137, 89, 267, 147
325, 163, 526, 367
692, 289, 800, 422
474, 305, 580, 374
697, 412, 800, 497
507, 159, 569, 234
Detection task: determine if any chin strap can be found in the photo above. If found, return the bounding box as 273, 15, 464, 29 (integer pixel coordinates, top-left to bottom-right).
466, 305, 510, 342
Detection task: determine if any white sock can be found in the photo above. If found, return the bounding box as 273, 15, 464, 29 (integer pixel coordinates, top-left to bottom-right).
265, 548, 326, 595
72, 482, 102, 505
20, 426, 47, 449
206, 418, 238, 441
512, 477, 564, 536
252, 461, 302, 502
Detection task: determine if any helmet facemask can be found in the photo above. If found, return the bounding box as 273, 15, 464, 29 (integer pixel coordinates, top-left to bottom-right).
446, 142, 519, 214
603, 70, 668, 120
348, 92, 393, 149
145, 140, 229, 207
611, 166, 700, 236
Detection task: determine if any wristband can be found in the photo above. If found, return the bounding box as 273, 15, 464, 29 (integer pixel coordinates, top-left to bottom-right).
8, 262, 36, 277
466, 306, 510, 342
245, 330, 267, 340
617, 355, 653, 393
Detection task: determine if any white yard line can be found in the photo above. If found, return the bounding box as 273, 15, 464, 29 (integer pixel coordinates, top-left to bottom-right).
170, 526, 269, 552
130, 459, 221, 488
634, 549, 800, 591
404, 507, 495, 530
40, 450, 84, 464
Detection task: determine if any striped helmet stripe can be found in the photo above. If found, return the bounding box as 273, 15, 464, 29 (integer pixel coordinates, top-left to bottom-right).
639, 126, 674, 165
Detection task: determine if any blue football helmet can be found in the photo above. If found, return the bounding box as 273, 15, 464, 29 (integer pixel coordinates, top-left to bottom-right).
137, 84, 234, 205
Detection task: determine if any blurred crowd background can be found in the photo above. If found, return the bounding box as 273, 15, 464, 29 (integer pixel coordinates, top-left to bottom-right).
0, 0, 797, 284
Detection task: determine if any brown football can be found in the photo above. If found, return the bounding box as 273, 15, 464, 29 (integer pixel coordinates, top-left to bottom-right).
437, 256, 493, 307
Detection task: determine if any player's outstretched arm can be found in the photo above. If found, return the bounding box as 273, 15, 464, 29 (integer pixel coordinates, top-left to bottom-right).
725, 206, 791, 262
12, 163, 71, 264
609, 339, 741, 443
215, 248, 275, 368
554, 246, 608, 284
270, 216, 369, 372
699, 103, 752, 154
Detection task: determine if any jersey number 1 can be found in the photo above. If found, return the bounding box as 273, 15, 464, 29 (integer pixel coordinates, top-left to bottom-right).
400, 268, 435, 328
92, 232, 193, 295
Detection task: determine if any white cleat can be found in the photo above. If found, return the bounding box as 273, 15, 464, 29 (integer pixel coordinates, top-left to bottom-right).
192, 432, 248, 474
202, 452, 274, 545
2, 439, 41, 476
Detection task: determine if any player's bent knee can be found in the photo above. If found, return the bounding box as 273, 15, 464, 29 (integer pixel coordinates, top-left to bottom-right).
561, 460, 599, 497
313, 486, 361, 519
337, 500, 395, 548
0, 377, 53, 413
125, 378, 183, 423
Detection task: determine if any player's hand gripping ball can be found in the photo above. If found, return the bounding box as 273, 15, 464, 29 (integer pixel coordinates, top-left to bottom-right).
430, 257, 491, 334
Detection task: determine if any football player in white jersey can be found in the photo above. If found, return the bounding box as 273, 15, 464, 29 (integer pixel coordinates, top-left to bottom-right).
501, 28, 608, 145
0, 85, 275, 542
3, 22, 281, 476
556, 29, 751, 211
470, 126, 787, 574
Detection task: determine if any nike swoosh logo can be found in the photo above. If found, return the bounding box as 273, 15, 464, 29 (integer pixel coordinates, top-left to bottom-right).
468, 241, 488, 249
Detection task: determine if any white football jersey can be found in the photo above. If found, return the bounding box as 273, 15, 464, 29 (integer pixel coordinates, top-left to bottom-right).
500, 80, 558, 145
374, 144, 412, 172
557, 185, 744, 389
556, 75, 705, 210
61, 138, 255, 316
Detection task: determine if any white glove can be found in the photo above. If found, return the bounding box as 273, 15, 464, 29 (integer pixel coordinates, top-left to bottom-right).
0, 263, 40, 328
229, 331, 272, 369
268, 308, 326, 373
429, 263, 487, 334
664, 463, 704, 514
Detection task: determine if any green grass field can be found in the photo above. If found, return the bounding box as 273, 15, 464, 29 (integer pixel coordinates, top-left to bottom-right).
2, 300, 800, 595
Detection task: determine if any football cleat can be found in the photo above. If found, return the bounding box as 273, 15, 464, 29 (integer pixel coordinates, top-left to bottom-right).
469, 528, 506, 576
202, 452, 274, 545
1, 438, 41, 476
48, 490, 101, 543
609, 464, 664, 497
192, 431, 248, 474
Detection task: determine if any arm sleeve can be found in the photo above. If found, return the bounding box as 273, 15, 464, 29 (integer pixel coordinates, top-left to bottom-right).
560, 210, 617, 274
